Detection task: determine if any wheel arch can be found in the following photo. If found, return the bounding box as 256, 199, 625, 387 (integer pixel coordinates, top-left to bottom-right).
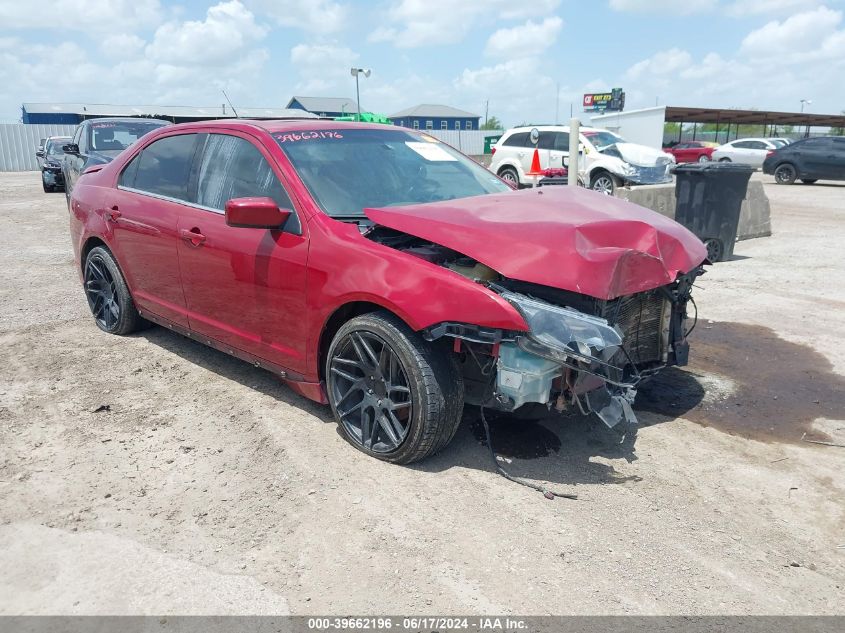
316, 301, 411, 382
81, 236, 110, 270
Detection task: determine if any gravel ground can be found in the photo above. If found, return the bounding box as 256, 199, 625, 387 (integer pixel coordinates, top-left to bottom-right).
0, 171, 843, 615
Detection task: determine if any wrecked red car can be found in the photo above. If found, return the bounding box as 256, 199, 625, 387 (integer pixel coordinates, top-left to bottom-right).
68, 120, 706, 463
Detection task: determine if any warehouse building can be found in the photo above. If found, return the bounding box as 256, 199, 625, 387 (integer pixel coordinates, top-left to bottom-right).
20, 102, 315, 125
389, 104, 481, 131
285, 96, 358, 118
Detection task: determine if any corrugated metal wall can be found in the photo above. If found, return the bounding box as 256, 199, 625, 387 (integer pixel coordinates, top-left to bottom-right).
427, 130, 503, 156
0, 124, 77, 172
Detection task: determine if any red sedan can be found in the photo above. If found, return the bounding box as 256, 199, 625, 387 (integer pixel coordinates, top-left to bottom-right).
69, 119, 706, 463
665, 141, 718, 163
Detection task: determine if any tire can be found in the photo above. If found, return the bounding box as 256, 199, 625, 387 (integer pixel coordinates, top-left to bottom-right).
774, 163, 797, 185
326, 311, 464, 464
498, 166, 520, 188
41, 174, 52, 193
704, 238, 724, 262
83, 246, 144, 335
698, 154, 710, 163
801, 179, 817, 184
590, 171, 620, 195
718, 157, 732, 163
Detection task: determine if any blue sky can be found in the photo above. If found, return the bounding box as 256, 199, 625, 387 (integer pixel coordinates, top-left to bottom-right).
1, 0, 844, 125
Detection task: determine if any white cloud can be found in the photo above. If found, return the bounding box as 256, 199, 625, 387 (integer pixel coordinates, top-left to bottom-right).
289, 43, 359, 95
609, 0, 718, 14
370, 0, 562, 48
100, 34, 146, 59
484, 17, 563, 59
0, 0, 164, 32
726, 0, 821, 16
146, 1, 267, 66
625, 48, 693, 79
246, 0, 348, 33
740, 6, 843, 61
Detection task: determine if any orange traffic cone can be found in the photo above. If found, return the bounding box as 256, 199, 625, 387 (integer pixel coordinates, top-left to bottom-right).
526, 148, 544, 176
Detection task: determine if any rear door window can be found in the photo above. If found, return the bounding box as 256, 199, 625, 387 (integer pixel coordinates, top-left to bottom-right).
503, 132, 530, 147
132, 134, 198, 202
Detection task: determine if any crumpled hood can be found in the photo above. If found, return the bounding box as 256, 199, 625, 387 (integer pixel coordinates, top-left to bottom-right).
365, 187, 706, 300
613, 142, 674, 166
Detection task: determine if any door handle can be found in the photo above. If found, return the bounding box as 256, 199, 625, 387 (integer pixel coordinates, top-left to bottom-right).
180, 227, 206, 247
107, 206, 121, 222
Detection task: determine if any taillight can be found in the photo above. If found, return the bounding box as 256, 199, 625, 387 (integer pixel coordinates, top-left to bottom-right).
766, 150, 775, 158
491, 147, 496, 156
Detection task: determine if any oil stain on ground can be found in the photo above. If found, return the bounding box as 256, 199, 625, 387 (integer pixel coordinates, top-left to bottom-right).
636, 321, 845, 443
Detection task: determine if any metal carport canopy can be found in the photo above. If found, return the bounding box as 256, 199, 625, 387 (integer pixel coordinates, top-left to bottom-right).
665, 106, 845, 128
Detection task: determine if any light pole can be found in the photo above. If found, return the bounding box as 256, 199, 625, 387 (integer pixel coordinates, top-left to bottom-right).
350, 67, 371, 121
800, 99, 812, 113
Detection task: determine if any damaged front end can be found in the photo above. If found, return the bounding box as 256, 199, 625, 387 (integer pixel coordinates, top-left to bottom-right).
426, 269, 701, 429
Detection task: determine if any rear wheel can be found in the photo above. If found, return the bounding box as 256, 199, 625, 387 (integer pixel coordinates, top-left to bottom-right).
704, 238, 724, 262
590, 171, 620, 195
774, 163, 797, 185
801, 179, 817, 184
326, 312, 463, 464
697, 154, 710, 163
498, 166, 519, 188
83, 246, 144, 335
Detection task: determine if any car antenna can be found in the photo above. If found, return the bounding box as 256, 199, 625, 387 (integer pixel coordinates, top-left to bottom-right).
221, 90, 240, 118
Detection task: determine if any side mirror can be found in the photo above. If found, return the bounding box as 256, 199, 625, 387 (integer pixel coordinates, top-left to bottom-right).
225, 197, 291, 229
36, 150, 45, 158
63, 143, 79, 155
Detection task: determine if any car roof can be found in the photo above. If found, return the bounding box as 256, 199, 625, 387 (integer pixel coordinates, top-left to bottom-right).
82, 117, 171, 125
146, 119, 404, 136
503, 125, 602, 133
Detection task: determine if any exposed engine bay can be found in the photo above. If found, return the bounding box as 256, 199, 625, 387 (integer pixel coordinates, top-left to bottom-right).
364, 224, 703, 429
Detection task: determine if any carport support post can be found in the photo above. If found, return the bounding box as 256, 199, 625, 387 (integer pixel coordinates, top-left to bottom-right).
568, 117, 580, 186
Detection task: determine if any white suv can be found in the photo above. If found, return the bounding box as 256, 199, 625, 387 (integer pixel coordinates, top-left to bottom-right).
489, 125, 675, 194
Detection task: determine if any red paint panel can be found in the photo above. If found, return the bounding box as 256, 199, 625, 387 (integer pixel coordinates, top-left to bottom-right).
365, 186, 707, 301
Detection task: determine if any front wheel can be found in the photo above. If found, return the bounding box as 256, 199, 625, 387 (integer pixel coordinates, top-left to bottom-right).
718, 157, 732, 163
698, 154, 710, 163
83, 246, 145, 335
326, 312, 463, 464
774, 163, 797, 185
590, 171, 620, 195
704, 238, 724, 262
41, 174, 52, 193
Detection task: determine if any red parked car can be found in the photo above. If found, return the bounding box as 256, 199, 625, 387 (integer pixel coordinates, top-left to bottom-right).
68, 120, 706, 463
665, 141, 719, 164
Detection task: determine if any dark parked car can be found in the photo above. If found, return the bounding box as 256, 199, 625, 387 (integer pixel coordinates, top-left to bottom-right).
763, 136, 845, 184
68, 119, 706, 463
62, 117, 170, 199
37, 136, 71, 192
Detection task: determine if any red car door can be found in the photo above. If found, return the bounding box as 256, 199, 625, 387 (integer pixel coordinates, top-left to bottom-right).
108, 132, 199, 327
176, 131, 309, 374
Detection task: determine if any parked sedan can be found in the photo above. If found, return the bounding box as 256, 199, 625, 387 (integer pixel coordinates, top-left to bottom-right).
763, 136, 845, 184
68, 120, 706, 463
712, 138, 779, 168
664, 141, 719, 164
37, 136, 71, 192
62, 117, 170, 199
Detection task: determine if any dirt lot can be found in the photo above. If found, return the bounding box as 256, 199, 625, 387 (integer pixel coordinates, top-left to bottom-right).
1, 171, 843, 615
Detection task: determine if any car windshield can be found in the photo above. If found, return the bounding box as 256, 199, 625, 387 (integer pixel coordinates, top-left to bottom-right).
46, 140, 69, 156
583, 130, 625, 150
275, 128, 512, 218
88, 121, 167, 152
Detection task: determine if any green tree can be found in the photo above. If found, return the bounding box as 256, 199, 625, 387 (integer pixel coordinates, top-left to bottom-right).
481, 115, 502, 130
